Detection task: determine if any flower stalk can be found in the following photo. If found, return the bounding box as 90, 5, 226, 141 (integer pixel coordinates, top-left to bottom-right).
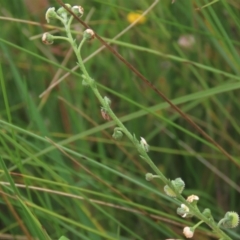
42, 5, 235, 240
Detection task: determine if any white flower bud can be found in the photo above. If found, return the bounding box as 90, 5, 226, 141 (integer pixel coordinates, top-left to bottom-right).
177, 204, 194, 218
45, 7, 57, 23
183, 227, 194, 238
140, 137, 149, 152
181, 204, 189, 217
145, 173, 153, 181
187, 195, 199, 203
83, 29, 95, 40
42, 32, 54, 45
71, 6, 84, 18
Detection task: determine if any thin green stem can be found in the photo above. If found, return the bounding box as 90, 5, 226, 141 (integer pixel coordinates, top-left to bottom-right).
67, 15, 74, 29
52, 36, 72, 44
193, 220, 204, 230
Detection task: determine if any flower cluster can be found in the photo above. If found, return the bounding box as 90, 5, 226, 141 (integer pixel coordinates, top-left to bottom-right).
42, 4, 88, 45
45, 4, 83, 23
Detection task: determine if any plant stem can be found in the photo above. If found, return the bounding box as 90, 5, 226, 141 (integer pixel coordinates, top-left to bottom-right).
61, 19, 232, 240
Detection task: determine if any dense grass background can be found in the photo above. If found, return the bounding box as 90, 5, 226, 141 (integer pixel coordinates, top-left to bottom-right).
0, 0, 239, 239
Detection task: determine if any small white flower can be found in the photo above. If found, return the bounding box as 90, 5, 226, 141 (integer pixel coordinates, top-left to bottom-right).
140, 137, 149, 152
183, 226, 194, 238
181, 204, 189, 217
140, 137, 147, 145
181, 204, 189, 211
187, 195, 199, 203
177, 204, 194, 218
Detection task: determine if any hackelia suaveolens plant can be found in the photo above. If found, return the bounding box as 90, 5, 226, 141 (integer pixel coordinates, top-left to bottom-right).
42, 4, 236, 240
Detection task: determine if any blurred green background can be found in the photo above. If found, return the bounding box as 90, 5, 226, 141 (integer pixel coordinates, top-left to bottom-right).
0, 0, 239, 239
